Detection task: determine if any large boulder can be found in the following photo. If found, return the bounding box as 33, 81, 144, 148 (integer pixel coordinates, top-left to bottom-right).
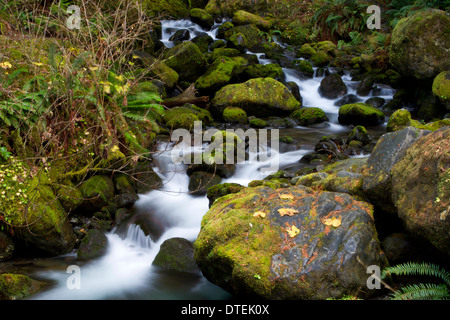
79, 175, 115, 212
131, 51, 179, 89
163, 41, 206, 82
391, 127, 450, 255
387, 109, 450, 132
77, 229, 108, 261
224, 24, 261, 52
231, 10, 271, 30
0, 273, 46, 300
139, 0, 190, 19
290, 107, 329, 126
210, 77, 301, 118
389, 9, 450, 80
194, 185, 387, 299
338, 103, 385, 127
362, 127, 431, 215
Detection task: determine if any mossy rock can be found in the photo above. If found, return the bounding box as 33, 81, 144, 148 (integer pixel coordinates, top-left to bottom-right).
206, 182, 246, 207
190, 8, 215, 29
0, 273, 46, 300
131, 51, 179, 88
249, 117, 268, 128
244, 63, 283, 80
216, 21, 235, 39
318, 73, 348, 99
152, 237, 201, 274
290, 107, 329, 126
195, 56, 249, 94
207, 47, 241, 62
391, 127, 450, 255
314, 41, 337, 56
193, 184, 386, 299
79, 175, 115, 213
211, 77, 301, 118
140, 0, 190, 19
163, 41, 206, 82
222, 106, 248, 124
387, 108, 450, 132
296, 43, 316, 59
166, 113, 200, 131
432, 70, 450, 110
231, 10, 271, 30
224, 24, 261, 52
77, 229, 108, 261
294, 60, 314, 78
205, 0, 274, 17
163, 103, 213, 125
310, 50, 330, 67
338, 103, 385, 127
389, 9, 450, 79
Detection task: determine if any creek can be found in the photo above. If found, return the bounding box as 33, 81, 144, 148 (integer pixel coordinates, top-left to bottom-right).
23, 18, 394, 300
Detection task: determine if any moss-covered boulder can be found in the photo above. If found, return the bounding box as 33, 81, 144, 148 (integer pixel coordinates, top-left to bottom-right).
222, 106, 248, 124
0, 273, 46, 300
391, 127, 450, 255
244, 63, 283, 80
211, 77, 301, 118
77, 229, 108, 261
190, 8, 215, 29
79, 175, 115, 213
249, 117, 268, 128
163, 103, 213, 125
140, 0, 190, 19
163, 41, 206, 82
224, 24, 261, 52
338, 103, 385, 127
232, 10, 271, 30
195, 56, 249, 94
389, 9, 450, 79
206, 182, 245, 207
296, 43, 316, 59
294, 60, 314, 78
193, 185, 387, 299
362, 127, 431, 215
310, 50, 331, 67
131, 161, 163, 195
432, 70, 450, 110
318, 73, 348, 99
131, 51, 179, 88
387, 108, 450, 132
152, 237, 200, 274
290, 107, 329, 126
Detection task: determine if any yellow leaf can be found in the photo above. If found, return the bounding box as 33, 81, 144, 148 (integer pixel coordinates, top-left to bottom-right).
89, 66, 99, 71
33, 62, 44, 66
0, 61, 12, 69
278, 208, 298, 217
286, 225, 300, 238
322, 216, 342, 228
279, 194, 294, 200
253, 211, 266, 218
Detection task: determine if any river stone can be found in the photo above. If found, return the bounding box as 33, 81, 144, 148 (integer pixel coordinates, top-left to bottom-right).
194, 185, 387, 299
391, 127, 450, 255
338, 103, 385, 127
163, 41, 206, 82
206, 182, 246, 207
210, 77, 301, 118
389, 9, 450, 80
152, 237, 200, 274
318, 73, 347, 99
0, 273, 46, 300
188, 171, 222, 196
79, 175, 115, 212
77, 229, 108, 261
362, 126, 431, 215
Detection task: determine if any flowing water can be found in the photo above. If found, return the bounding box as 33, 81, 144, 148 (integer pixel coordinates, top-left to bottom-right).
23, 19, 395, 300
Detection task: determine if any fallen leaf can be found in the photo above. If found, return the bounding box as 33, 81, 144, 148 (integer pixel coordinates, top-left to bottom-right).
322, 216, 342, 228
279, 194, 294, 200
286, 225, 300, 238
0, 61, 12, 69
278, 208, 298, 217
253, 211, 266, 218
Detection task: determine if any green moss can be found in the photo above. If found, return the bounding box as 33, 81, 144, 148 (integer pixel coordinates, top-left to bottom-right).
244, 63, 283, 79
0, 273, 45, 300
232, 10, 271, 30
166, 113, 200, 131
163, 41, 206, 82
296, 43, 316, 59
222, 106, 248, 124
163, 103, 213, 125
387, 109, 450, 132
432, 71, 450, 108
190, 8, 214, 28
310, 50, 330, 67
290, 107, 329, 126
338, 103, 385, 126
294, 60, 314, 77
140, 0, 190, 18
249, 118, 268, 128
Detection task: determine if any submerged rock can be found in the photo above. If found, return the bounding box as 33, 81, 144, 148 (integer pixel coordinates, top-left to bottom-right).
194, 185, 387, 299
318, 73, 347, 99
338, 103, 385, 127
152, 237, 200, 274
77, 229, 108, 261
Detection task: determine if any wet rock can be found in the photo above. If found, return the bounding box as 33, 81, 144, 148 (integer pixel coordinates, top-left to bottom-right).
77, 229, 108, 261
79, 175, 115, 213
188, 171, 222, 196
152, 237, 200, 274
206, 182, 246, 207
0, 273, 46, 300
0, 232, 14, 261
168, 29, 190, 43
194, 185, 387, 299
290, 107, 329, 126
163, 41, 206, 82
190, 8, 214, 30
338, 103, 385, 127
318, 73, 347, 99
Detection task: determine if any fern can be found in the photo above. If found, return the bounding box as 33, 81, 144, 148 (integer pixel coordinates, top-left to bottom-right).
382, 262, 450, 300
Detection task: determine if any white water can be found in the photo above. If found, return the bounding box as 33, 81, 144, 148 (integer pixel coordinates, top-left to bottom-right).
29, 19, 395, 300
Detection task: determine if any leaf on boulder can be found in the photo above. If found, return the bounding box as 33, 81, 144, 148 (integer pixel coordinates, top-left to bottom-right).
253, 211, 266, 218
286, 225, 300, 238
278, 208, 299, 216
279, 194, 294, 200
322, 216, 342, 228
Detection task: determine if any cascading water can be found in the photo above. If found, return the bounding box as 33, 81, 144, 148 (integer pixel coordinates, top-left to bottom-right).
28, 18, 396, 300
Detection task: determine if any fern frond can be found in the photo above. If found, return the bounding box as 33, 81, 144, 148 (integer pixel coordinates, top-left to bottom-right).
391, 283, 449, 300
383, 262, 450, 287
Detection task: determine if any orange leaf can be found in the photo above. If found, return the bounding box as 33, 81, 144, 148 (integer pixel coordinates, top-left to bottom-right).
278, 208, 299, 216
